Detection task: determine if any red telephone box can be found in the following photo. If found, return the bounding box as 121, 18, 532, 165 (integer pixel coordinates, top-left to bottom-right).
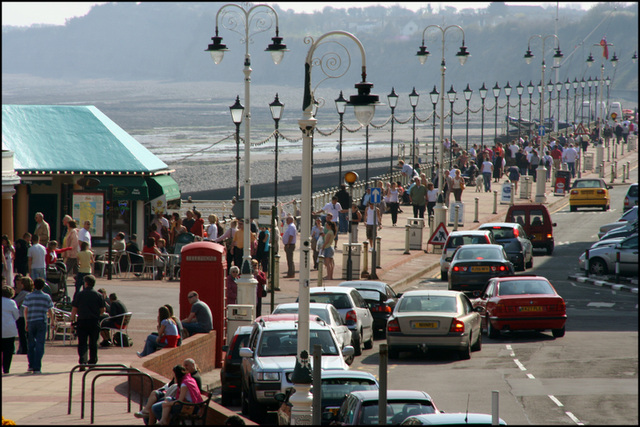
180, 241, 226, 368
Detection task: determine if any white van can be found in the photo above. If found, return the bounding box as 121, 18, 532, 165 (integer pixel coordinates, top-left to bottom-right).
609, 102, 623, 122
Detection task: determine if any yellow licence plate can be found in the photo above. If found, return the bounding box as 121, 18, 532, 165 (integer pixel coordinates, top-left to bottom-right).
471, 266, 490, 272
519, 306, 543, 312
413, 322, 438, 328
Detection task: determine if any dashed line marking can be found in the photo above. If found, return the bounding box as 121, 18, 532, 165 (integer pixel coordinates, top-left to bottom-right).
565, 411, 584, 425
513, 359, 527, 371
526, 373, 535, 379
548, 395, 563, 407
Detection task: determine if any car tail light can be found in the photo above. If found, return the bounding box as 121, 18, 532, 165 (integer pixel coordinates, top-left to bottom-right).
513, 228, 519, 237
453, 266, 468, 272
388, 318, 400, 332
226, 335, 239, 361
498, 265, 506, 271
495, 303, 506, 313
345, 310, 357, 325
371, 304, 392, 313
449, 318, 465, 333
624, 197, 630, 207
546, 234, 552, 238
596, 189, 605, 194
571, 190, 579, 195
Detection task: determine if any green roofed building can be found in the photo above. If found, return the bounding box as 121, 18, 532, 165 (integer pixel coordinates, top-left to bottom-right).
2, 104, 181, 245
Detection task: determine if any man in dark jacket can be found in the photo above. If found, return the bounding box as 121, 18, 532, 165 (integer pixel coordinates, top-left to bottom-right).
71, 275, 106, 369
334, 185, 351, 234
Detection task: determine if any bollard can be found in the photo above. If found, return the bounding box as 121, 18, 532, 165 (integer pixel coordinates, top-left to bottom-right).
576, 157, 581, 179
492, 391, 500, 426
621, 139, 625, 155
622, 164, 626, 183
361, 241, 369, 278
607, 140, 611, 162
599, 162, 605, 179
378, 344, 388, 426
510, 183, 515, 206
376, 236, 381, 268
317, 256, 324, 288
403, 225, 410, 255
614, 161, 618, 179
493, 191, 498, 214
615, 251, 620, 282
584, 249, 589, 277
273, 254, 281, 290
453, 205, 459, 232
474, 197, 479, 223
610, 163, 615, 184
627, 161, 631, 180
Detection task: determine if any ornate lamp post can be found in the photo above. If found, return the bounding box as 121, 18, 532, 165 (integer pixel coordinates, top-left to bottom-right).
516, 81, 524, 142
345, 170, 358, 281
430, 85, 439, 178
605, 76, 611, 107
524, 34, 563, 139
479, 83, 488, 147
504, 81, 512, 140
572, 78, 579, 125
447, 85, 456, 165
580, 78, 586, 124
527, 81, 534, 139
463, 84, 473, 152
547, 79, 554, 130
416, 24, 470, 222
586, 39, 616, 125
295, 31, 379, 422
206, 3, 288, 290
409, 87, 420, 169
587, 77, 593, 127
555, 81, 562, 134
335, 91, 347, 185
388, 88, 399, 173
492, 82, 501, 144
269, 93, 284, 206
537, 81, 543, 123
230, 96, 244, 199
564, 79, 571, 136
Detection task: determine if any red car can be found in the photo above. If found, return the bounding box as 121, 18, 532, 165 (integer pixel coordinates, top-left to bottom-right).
472, 276, 566, 339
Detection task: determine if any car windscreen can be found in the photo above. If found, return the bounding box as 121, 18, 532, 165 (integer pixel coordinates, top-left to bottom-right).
310, 293, 353, 310
454, 247, 504, 261
356, 289, 384, 303
574, 179, 603, 188
482, 227, 515, 240
398, 296, 457, 313
628, 185, 638, 197
319, 379, 378, 406
359, 400, 436, 425
259, 330, 339, 357
446, 235, 489, 248
498, 279, 555, 296
274, 307, 330, 323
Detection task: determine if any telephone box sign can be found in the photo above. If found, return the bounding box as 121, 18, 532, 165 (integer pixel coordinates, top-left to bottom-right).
185, 255, 218, 262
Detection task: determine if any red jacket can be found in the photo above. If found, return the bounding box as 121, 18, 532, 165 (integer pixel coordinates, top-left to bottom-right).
190, 218, 204, 237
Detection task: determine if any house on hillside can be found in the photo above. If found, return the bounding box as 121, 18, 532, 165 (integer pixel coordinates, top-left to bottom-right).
2, 104, 180, 246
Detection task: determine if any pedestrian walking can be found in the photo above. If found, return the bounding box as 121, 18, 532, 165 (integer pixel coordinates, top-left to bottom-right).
22, 278, 53, 374
71, 274, 106, 369
282, 216, 297, 278
2, 285, 20, 374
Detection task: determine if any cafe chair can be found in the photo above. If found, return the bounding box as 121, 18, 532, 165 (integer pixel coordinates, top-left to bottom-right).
99, 312, 133, 348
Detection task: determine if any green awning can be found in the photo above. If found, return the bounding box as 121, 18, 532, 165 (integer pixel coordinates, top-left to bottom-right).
96, 176, 149, 200
147, 175, 181, 201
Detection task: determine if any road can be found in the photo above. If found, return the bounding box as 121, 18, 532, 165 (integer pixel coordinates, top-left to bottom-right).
349, 172, 638, 425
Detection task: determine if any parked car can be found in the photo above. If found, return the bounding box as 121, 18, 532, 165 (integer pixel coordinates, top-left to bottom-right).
275, 370, 379, 425
599, 219, 638, 241
578, 234, 638, 276
401, 412, 507, 425
623, 183, 638, 212
590, 237, 627, 249
239, 314, 354, 421
472, 275, 567, 339
478, 223, 533, 271
569, 178, 612, 212
386, 290, 482, 360
332, 389, 439, 425
338, 280, 402, 337
439, 230, 496, 280
598, 206, 638, 238
305, 286, 375, 356
505, 204, 557, 255
272, 302, 352, 363
220, 325, 252, 406
448, 244, 515, 293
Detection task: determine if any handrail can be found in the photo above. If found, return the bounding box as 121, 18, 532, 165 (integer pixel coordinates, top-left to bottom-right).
90, 371, 154, 424
81, 366, 145, 419
68, 364, 127, 414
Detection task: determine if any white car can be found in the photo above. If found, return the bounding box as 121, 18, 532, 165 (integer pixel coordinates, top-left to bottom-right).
598, 206, 638, 238
578, 234, 638, 276
272, 302, 353, 363
304, 286, 375, 356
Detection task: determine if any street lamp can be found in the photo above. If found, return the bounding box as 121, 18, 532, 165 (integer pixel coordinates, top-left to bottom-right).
430, 85, 439, 180
492, 82, 500, 144
527, 81, 534, 139
555, 80, 562, 135
206, 2, 287, 287
504, 81, 512, 140
335, 91, 347, 185
296, 31, 379, 422
409, 87, 420, 169
537, 81, 543, 123
345, 170, 358, 281
516, 81, 524, 142
230, 95, 244, 199
463, 84, 473, 152
587, 38, 615, 125
416, 24, 470, 219
447, 85, 456, 165
572, 78, 579, 125
546, 79, 554, 131
580, 77, 586, 125
269, 93, 284, 206
564, 79, 571, 136
479, 83, 488, 147
605, 75, 611, 106
388, 88, 399, 173
587, 77, 593, 127
524, 34, 563, 139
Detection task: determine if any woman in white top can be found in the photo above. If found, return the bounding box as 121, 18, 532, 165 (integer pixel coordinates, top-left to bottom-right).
205, 214, 219, 241
214, 219, 237, 273
364, 202, 382, 252
451, 169, 466, 202
385, 182, 400, 226
426, 182, 438, 219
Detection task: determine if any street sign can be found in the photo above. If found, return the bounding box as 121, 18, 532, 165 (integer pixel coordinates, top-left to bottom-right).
428, 222, 449, 246
575, 123, 589, 136
538, 125, 545, 136
370, 187, 382, 204
611, 112, 617, 120
231, 200, 260, 219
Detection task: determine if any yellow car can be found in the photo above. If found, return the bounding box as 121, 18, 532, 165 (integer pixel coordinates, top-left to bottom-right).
569, 178, 611, 212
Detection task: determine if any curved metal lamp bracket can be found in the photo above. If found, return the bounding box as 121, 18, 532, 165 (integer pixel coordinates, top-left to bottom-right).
216, 3, 280, 50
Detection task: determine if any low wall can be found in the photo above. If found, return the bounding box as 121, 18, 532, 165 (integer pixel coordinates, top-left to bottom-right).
128, 330, 256, 425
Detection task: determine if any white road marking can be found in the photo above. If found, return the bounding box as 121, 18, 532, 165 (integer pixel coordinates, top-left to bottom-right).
548, 395, 563, 407
526, 373, 535, 379
513, 359, 527, 371
565, 411, 584, 425
587, 302, 615, 308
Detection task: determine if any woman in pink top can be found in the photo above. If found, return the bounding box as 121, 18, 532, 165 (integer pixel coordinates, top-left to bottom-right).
154, 364, 203, 425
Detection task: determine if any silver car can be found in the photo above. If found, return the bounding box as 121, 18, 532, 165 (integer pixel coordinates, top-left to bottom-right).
598, 206, 638, 238
438, 230, 495, 280
386, 290, 482, 360
401, 412, 507, 425
578, 234, 638, 276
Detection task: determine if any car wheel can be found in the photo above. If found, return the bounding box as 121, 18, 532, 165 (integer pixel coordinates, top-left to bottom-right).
471, 330, 482, 351
570, 205, 577, 212
459, 337, 471, 360
364, 331, 374, 350
388, 346, 399, 359
221, 390, 233, 407
526, 255, 533, 269
546, 243, 554, 255
603, 204, 609, 211
487, 317, 499, 339
588, 258, 608, 275
441, 270, 448, 281
352, 331, 363, 356
517, 261, 526, 272
552, 327, 566, 338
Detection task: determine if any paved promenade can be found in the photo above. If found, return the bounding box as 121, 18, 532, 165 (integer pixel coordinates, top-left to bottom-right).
2, 145, 637, 425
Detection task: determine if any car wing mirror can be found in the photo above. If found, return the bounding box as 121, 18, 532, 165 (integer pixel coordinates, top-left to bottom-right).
239, 347, 253, 358
342, 345, 355, 357
396, 292, 403, 298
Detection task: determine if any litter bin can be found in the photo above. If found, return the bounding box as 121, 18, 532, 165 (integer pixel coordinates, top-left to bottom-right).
520, 176, 532, 199
407, 218, 425, 250
583, 152, 594, 171
554, 170, 572, 196
342, 243, 362, 280
226, 304, 254, 346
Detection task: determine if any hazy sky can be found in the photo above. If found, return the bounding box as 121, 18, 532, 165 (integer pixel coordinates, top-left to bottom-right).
2, 2, 603, 27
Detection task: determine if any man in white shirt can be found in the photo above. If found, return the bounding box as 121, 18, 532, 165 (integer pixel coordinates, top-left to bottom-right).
282, 216, 297, 278
481, 159, 494, 193
397, 160, 418, 179
27, 234, 47, 280
78, 220, 92, 249
316, 197, 343, 228
562, 143, 579, 178
508, 141, 519, 165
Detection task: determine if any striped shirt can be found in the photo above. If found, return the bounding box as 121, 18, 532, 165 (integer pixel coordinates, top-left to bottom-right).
22, 290, 53, 322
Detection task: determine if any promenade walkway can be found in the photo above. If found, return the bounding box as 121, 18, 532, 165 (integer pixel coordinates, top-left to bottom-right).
2, 143, 637, 425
